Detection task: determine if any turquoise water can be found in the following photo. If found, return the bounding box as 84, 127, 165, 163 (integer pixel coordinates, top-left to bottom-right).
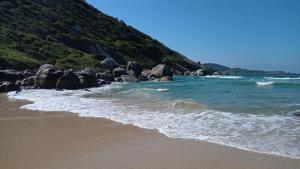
124, 74, 300, 115
8, 74, 300, 159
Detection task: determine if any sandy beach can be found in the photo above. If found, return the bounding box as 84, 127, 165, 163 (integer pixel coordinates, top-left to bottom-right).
0, 94, 299, 169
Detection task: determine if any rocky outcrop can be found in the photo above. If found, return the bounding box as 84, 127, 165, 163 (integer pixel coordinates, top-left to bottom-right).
0, 81, 21, 92
35, 64, 63, 89
56, 70, 81, 90
100, 58, 119, 70
127, 61, 142, 77
96, 72, 114, 82
21, 76, 36, 86
79, 68, 98, 88
121, 70, 139, 82
150, 64, 173, 78
0, 69, 24, 82
113, 67, 127, 77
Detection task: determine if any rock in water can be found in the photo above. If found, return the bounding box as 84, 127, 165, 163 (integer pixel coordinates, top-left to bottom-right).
121, 70, 139, 82
127, 61, 142, 76
113, 67, 127, 78
150, 64, 173, 78
56, 70, 81, 90
35, 64, 63, 89
100, 58, 119, 70
0, 81, 21, 93
79, 68, 98, 88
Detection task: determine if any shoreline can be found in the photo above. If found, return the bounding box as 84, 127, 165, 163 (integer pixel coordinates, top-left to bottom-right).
1, 94, 300, 169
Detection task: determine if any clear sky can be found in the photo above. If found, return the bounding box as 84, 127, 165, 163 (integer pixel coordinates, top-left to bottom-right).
86, 0, 300, 73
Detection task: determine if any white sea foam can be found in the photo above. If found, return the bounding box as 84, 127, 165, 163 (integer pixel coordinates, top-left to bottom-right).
264, 77, 300, 80
256, 81, 274, 86
7, 87, 300, 159
206, 75, 243, 79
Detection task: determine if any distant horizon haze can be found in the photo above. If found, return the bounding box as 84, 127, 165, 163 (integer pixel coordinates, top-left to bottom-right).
87, 0, 300, 73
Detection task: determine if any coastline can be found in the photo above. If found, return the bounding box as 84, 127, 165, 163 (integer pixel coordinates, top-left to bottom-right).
1, 94, 300, 169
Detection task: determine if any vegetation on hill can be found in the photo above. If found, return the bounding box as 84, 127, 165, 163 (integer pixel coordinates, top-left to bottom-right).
0, 0, 200, 71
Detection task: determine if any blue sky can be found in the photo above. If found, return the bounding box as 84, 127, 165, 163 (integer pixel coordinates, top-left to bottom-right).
87, 0, 300, 73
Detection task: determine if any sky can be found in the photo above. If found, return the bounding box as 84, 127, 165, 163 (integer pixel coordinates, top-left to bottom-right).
87, 0, 300, 73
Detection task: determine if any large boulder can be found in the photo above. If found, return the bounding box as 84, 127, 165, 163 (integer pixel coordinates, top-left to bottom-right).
121, 70, 139, 82
139, 69, 151, 81
56, 70, 81, 90
127, 61, 142, 77
79, 68, 98, 88
23, 70, 36, 77
113, 67, 127, 77
0, 81, 21, 93
100, 58, 119, 70
0, 69, 24, 82
150, 64, 173, 78
35, 64, 63, 89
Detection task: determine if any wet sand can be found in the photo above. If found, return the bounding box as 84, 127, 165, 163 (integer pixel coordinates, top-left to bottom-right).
0, 94, 299, 169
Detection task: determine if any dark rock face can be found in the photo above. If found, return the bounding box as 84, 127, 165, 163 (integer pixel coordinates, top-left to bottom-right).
0, 81, 21, 93
0, 69, 24, 82
127, 61, 142, 77
96, 72, 114, 82
113, 67, 127, 78
56, 70, 81, 90
121, 70, 139, 82
23, 70, 36, 77
35, 64, 63, 89
150, 64, 173, 78
79, 68, 98, 88
100, 58, 119, 70
139, 69, 151, 81
22, 76, 36, 86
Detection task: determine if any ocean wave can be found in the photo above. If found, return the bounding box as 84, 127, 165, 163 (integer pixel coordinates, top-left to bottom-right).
206, 75, 243, 79
256, 81, 274, 86
7, 88, 300, 159
264, 77, 300, 80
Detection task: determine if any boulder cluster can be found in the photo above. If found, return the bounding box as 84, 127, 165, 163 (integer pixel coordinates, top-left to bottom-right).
0, 59, 175, 93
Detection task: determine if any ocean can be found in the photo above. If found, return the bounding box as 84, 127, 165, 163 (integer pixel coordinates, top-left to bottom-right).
8, 74, 300, 159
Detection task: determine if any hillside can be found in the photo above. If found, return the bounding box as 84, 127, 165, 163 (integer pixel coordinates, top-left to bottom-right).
0, 0, 200, 71
203, 63, 293, 75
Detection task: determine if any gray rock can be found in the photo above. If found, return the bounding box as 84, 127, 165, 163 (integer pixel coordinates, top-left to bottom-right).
22, 76, 35, 86
184, 71, 191, 76
56, 70, 81, 90
150, 64, 173, 78
0, 81, 21, 93
79, 68, 98, 88
35, 64, 63, 89
113, 67, 127, 77
121, 70, 139, 82
23, 70, 36, 77
0, 69, 24, 82
96, 72, 114, 82
100, 58, 119, 70
159, 76, 173, 81
127, 61, 142, 76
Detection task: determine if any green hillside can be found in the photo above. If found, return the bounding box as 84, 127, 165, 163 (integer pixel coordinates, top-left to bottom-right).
0, 0, 200, 71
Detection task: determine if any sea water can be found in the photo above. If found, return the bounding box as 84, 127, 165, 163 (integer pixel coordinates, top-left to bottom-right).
7, 74, 300, 159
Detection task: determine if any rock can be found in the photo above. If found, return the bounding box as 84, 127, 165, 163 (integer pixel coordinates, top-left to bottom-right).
159, 76, 173, 81
23, 70, 36, 77
97, 79, 110, 86
113, 67, 127, 77
213, 71, 223, 76
191, 69, 204, 76
100, 58, 119, 70
0, 81, 21, 93
15, 80, 22, 86
79, 68, 98, 88
0, 69, 24, 82
96, 72, 114, 82
139, 69, 151, 81
56, 70, 81, 90
121, 70, 139, 82
114, 77, 123, 82
35, 64, 63, 89
150, 64, 173, 78
184, 71, 191, 76
294, 112, 300, 117
127, 61, 142, 76
22, 76, 36, 86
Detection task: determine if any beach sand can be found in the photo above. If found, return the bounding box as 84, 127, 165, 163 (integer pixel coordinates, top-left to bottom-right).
0, 94, 299, 169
